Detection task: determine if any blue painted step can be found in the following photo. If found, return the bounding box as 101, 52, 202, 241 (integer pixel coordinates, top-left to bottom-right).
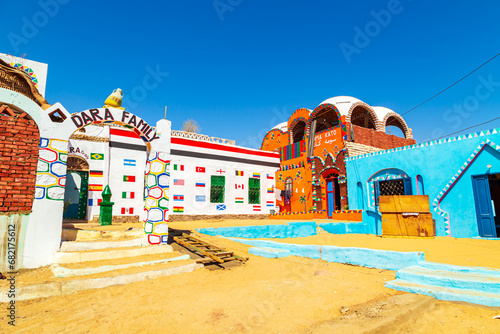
385, 279, 500, 307
396, 265, 500, 294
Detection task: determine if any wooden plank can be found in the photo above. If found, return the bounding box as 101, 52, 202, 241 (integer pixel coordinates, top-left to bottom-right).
173, 236, 225, 263
379, 195, 430, 213
215, 252, 233, 257
382, 213, 435, 237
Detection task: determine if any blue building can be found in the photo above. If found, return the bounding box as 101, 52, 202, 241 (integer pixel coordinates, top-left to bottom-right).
346, 128, 500, 238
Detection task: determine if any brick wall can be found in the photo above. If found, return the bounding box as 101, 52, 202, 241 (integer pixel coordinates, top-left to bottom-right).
346, 123, 416, 150
0, 106, 40, 213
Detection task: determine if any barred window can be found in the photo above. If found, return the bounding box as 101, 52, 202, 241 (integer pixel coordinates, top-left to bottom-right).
210, 175, 225, 203
248, 178, 260, 204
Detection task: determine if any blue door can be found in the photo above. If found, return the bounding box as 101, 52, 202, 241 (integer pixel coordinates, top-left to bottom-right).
326, 180, 335, 218
472, 175, 496, 237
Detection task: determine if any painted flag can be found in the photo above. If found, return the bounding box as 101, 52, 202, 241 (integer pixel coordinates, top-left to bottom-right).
216, 204, 226, 211
91, 153, 104, 160
173, 206, 184, 213
89, 184, 103, 191
195, 182, 205, 187
216, 169, 225, 174
235, 184, 244, 190
266, 200, 274, 207
196, 166, 205, 173
122, 191, 135, 199
89, 170, 103, 177
266, 174, 274, 180
174, 164, 184, 171
174, 179, 184, 186
173, 195, 184, 201
195, 195, 206, 202
123, 175, 135, 182
253, 205, 261, 212
124, 159, 136, 166
121, 207, 134, 214
88, 199, 102, 206
235, 197, 244, 204
252, 173, 260, 178
235, 170, 244, 176
267, 188, 273, 193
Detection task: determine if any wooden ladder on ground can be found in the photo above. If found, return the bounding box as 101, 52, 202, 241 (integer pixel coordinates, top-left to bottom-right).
173, 233, 248, 264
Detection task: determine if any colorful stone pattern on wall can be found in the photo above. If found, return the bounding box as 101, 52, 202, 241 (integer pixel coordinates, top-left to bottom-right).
0, 106, 40, 212
144, 151, 170, 244
35, 138, 68, 201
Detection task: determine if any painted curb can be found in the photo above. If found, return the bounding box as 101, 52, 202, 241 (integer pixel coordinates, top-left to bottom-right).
0, 262, 203, 302
52, 254, 191, 277
385, 279, 500, 307
53, 244, 174, 264
229, 238, 423, 270
249, 247, 291, 258
197, 222, 317, 239
396, 266, 500, 294
318, 222, 371, 235
60, 237, 149, 252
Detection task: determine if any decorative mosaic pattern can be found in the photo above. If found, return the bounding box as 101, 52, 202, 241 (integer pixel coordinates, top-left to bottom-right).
9, 63, 39, 87
345, 128, 500, 162
35, 138, 68, 201
279, 161, 305, 171
306, 103, 342, 137
289, 116, 308, 144
272, 209, 361, 216
260, 128, 287, 150
144, 151, 170, 245
432, 138, 500, 237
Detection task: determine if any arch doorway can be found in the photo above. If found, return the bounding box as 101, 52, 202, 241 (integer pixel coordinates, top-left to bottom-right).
323, 170, 341, 218
63, 156, 89, 220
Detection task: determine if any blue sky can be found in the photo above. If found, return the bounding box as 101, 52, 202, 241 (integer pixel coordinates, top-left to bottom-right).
2, 0, 500, 148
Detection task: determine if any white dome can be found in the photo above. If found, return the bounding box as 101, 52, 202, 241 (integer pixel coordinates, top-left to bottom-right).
272, 122, 288, 132
372, 106, 401, 122
316, 96, 364, 117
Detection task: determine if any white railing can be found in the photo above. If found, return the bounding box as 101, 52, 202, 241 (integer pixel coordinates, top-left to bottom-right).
171, 130, 235, 145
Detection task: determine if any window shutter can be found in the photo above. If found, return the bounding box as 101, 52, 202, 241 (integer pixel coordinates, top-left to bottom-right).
374, 181, 380, 207
404, 177, 412, 195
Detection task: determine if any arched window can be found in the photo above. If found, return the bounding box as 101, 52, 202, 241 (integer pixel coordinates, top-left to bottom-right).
385, 115, 407, 138
314, 107, 340, 133
416, 175, 425, 195
292, 121, 306, 143
285, 177, 293, 193
350, 106, 376, 130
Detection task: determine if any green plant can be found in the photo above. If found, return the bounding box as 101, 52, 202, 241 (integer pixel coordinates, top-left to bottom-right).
299, 195, 307, 212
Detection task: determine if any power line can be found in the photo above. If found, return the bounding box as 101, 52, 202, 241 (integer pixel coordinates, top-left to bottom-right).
433, 115, 500, 140
402, 51, 500, 116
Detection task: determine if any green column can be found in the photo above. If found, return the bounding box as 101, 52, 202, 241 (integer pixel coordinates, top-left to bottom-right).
99, 185, 114, 226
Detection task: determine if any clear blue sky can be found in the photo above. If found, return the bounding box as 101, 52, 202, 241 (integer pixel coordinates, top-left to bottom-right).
2, 0, 500, 148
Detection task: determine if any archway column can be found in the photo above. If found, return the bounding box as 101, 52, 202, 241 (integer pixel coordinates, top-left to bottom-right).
144, 119, 172, 244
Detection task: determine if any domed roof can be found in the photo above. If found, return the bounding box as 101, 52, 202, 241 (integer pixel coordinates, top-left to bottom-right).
272, 122, 288, 132
316, 96, 364, 116
372, 106, 403, 122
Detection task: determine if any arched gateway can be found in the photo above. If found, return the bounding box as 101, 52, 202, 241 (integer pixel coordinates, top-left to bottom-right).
69, 108, 171, 245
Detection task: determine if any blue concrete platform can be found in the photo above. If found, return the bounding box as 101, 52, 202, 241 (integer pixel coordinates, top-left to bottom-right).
197, 221, 317, 239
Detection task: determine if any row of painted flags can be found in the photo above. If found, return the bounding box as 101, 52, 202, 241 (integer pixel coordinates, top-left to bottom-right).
170, 203, 273, 213
89, 153, 137, 166
170, 165, 275, 180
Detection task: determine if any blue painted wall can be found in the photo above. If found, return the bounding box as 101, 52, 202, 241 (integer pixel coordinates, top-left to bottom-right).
197, 221, 317, 238
346, 128, 500, 238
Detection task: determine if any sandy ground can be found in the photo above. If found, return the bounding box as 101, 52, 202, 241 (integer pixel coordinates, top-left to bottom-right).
1, 219, 499, 333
